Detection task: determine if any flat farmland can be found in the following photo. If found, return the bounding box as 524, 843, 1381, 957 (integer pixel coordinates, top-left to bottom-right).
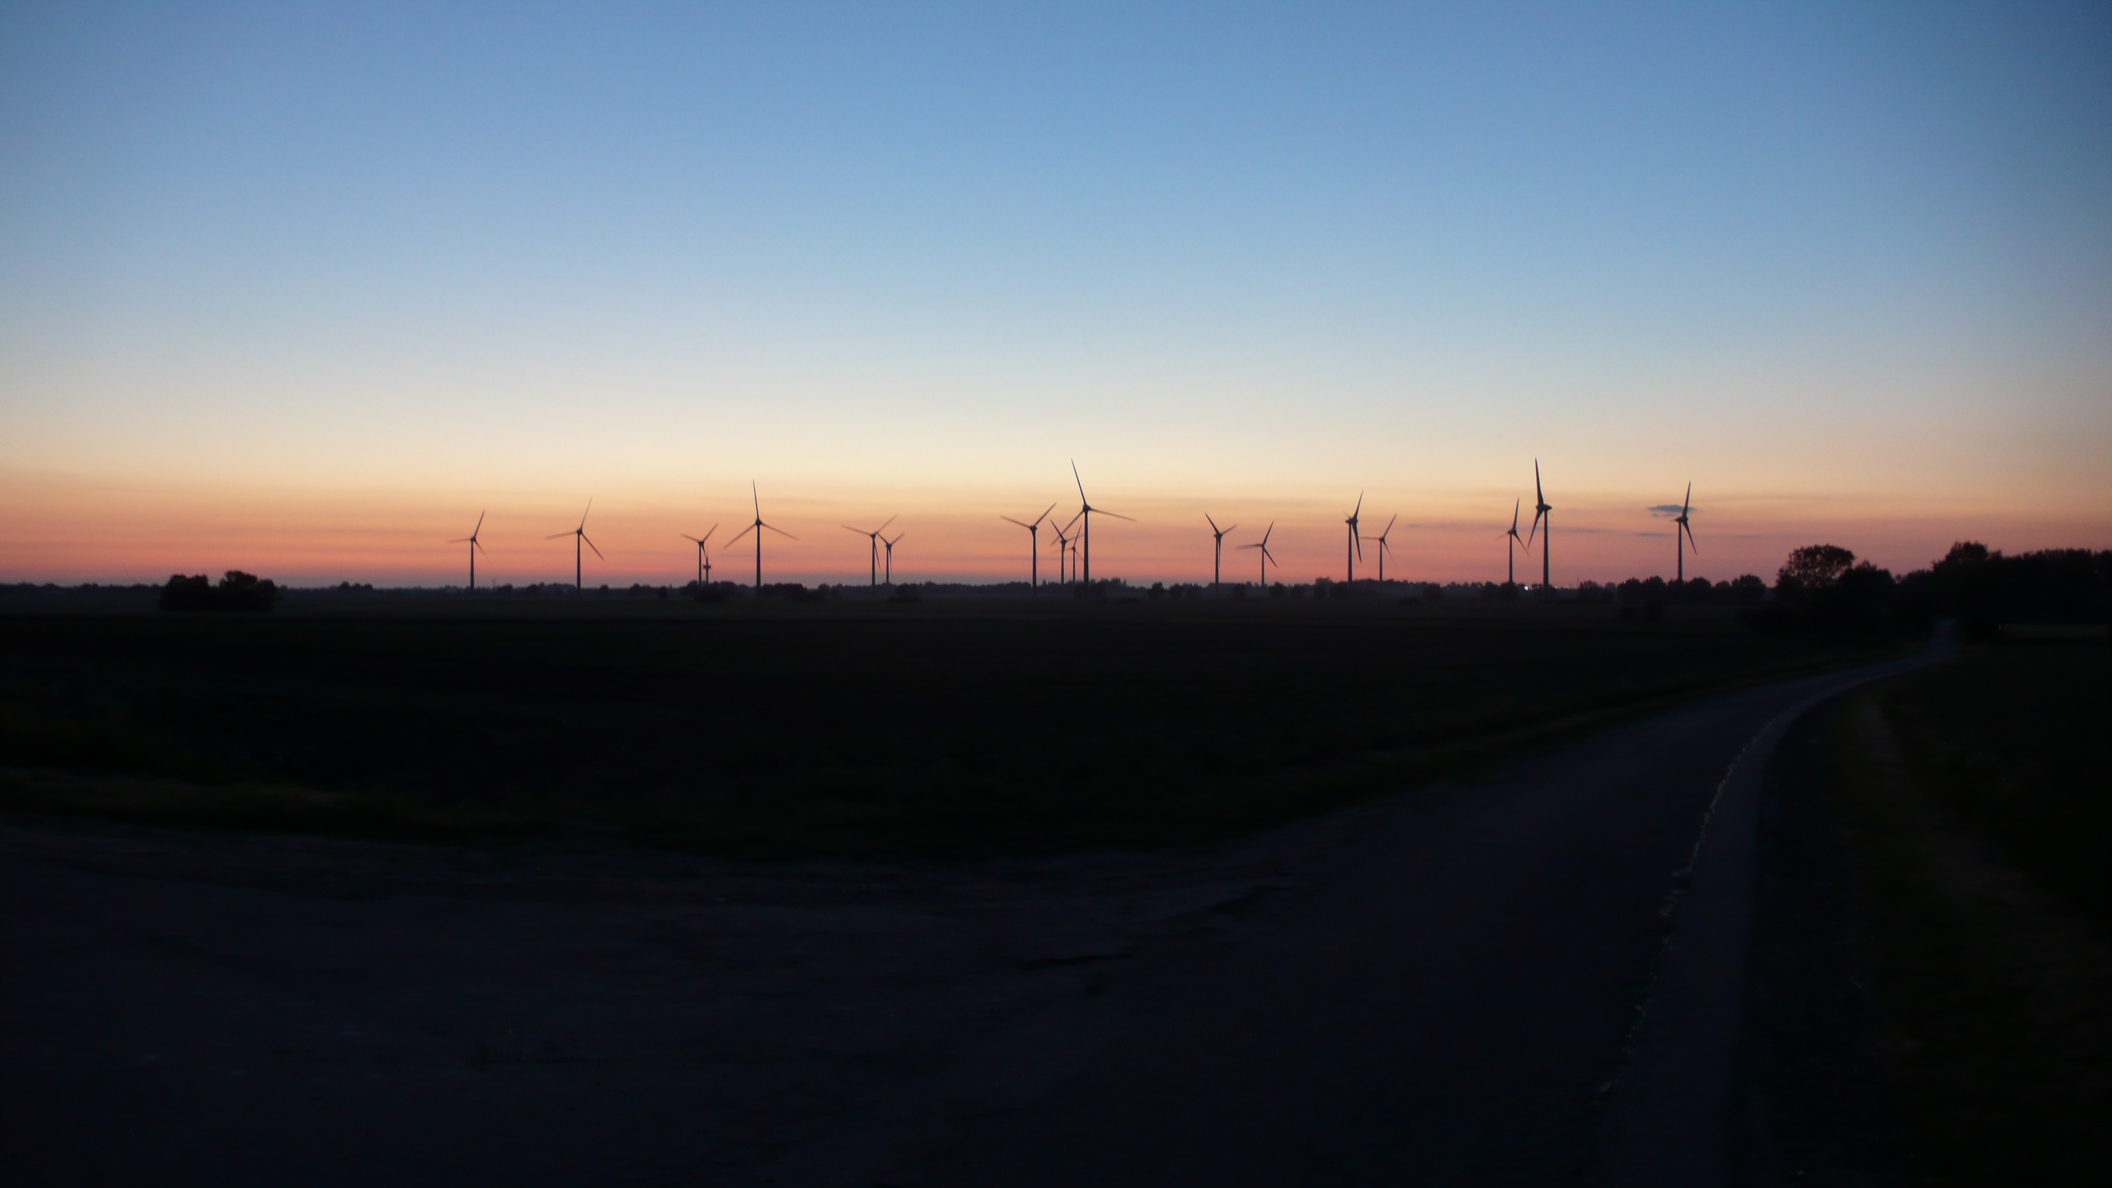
1, 601, 1895, 856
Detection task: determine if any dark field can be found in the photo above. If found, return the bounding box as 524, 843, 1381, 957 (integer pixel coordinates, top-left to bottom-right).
2, 600, 1896, 857
1745, 638, 2112, 1186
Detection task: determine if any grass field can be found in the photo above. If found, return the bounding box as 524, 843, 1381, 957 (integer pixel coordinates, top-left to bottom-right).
3, 599, 1896, 857
1746, 638, 2111, 1185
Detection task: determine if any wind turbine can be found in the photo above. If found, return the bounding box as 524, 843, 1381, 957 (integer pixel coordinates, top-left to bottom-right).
1238, 522, 1278, 587
1048, 513, 1078, 585
1363, 513, 1397, 585
1205, 514, 1238, 586
724, 482, 796, 590
448, 511, 487, 590
842, 515, 896, 587
1674, 483, 1697, 582
1343, 493, 1364, 583
1505, 499, 1526, 586
881, 532, 904, 585
1001, 504, 1056, 589
1070, 462, 1132, 587
545, 501, 602, 591
1524, 461, 1552, 588
680, 524, 719, 585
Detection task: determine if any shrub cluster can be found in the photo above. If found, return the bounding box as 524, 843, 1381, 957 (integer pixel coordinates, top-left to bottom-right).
158, 571, 282, 613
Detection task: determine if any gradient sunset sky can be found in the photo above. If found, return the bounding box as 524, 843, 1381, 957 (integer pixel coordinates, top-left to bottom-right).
4, 1, 2107, 588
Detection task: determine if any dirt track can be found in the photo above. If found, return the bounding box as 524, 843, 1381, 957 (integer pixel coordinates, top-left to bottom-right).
2, 654, 1935, 1187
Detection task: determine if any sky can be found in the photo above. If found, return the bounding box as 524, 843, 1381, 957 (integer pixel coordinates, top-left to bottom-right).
3, 1, 2108, 588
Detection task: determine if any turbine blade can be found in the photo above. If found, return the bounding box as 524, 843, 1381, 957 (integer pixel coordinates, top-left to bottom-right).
1535, 460, 1543, 504
545, 531, 573, 540
751, 481, 759, 519
1035, 503, 1054, 526
1099, 509, 1135, 522
703, 524, 717, 543
473, 510, 485, 535
473, 539, 487, 554
1072, 459, 1086, 503
448, 536, 472, 543
762, 523, 797, 539
725, 524, 757, 545
844, 525, 867, 534
1353, 491, 1363, 518
582, 534, 604, 560
1682, 482, 1691, 517
1001, 516, 1029, 528
1205, 512, 1219, 534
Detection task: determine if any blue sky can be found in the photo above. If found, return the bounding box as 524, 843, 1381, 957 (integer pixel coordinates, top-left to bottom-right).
2, 2, 2107, 584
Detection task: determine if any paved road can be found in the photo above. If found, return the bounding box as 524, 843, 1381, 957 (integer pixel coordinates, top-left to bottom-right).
2, 651, 1936, 1187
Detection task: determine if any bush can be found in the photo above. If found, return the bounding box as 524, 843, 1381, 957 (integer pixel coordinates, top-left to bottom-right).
158, 571, 282, 613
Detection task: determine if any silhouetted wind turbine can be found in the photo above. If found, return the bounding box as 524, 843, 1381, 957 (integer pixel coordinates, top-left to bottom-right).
1343, 493, 1364, 582
1048, 513, 1078, 584
545, 501, 602, 590
842, 515, 896, 587
1205, 514, 1238, 586
1070, 462, 1132, 586
448, 511, 487, 590
1524, 461, 1552, 587
1238, 522, 1278, 587
724, 483, 795, 590
680, 524, 719, 585
1364, 513, 1397, 585
1001, 504, 1056, 589
880, 532, 904, 585
1505, 499, 1526, 586
1674, 483, 1697, 582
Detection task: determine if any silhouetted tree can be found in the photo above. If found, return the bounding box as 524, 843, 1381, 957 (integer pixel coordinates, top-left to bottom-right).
159, 571, 282, 612
1777, 544, 1857, 593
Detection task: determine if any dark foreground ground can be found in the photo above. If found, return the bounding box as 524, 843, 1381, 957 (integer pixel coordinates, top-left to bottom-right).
2, 618, 1947, 1187
1, 602, 1885, 857
1741, 638, 2111, 1186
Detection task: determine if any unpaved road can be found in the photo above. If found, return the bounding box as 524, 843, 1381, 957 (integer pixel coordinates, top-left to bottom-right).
2, 653, 1935, 1187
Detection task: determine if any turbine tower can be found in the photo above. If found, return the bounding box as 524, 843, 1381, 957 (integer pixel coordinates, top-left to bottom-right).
1070, 462, 1132, 586
1238, 522, 1278, 587
1505, 499, 1526, 586
1525, 462, 1552, 587
1205, 514, 1238, 586
1674, 483, 1697, 582
842, 516, 896, 587
680, 524, 719, 585
1364, 513, 1397, 585
545, 501, 602, 591
1001, 504, 1057, 589
448, 511, 487, 590
724, 482, 795, 590
881, 532, 904, 585
1343, 492, 1364, 583
1048, 514, 1078, 585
